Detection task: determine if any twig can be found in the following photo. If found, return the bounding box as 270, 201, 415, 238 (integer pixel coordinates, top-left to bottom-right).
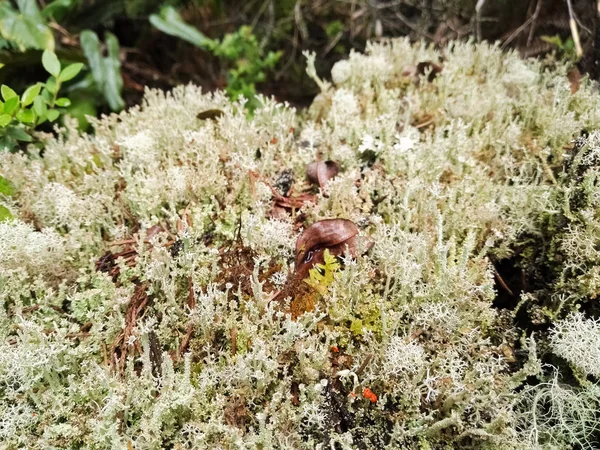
566, 0, 583, 57
475, 0, 487, 43
355, 353, 374, 376
502, 16, 535, 49
394, 11, 435, 41
527, 0, 543, 47
175, 324, 194, 361
494, 269, 515, 297
230, 327, 238, 356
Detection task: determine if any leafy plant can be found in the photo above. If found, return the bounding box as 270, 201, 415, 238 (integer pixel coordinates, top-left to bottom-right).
541, 34, 578, 61
304, 249, 341, 295
0, 174, 14, 221
80, 30, 125, 112
0, 49, 82, 152
149, 6, 212, 49
0, 0, 54, 51
209, 25, 281, 108
149, 9, 280, 109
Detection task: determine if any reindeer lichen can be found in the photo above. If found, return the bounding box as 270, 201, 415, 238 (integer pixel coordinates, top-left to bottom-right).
1, 39, 600, 449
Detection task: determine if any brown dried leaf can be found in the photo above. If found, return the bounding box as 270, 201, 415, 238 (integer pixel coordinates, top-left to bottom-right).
295, 219, 358, 278
197, 109, 225, 121
403, 61, 443, 83
306, 160, 340, 190
567, 67, 582, 94
416, 61, 443, 82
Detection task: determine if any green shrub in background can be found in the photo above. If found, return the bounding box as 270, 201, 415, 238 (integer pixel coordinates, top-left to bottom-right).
0, 49, 81, 151
150, 6, 281, 109
0, 0, 124, 118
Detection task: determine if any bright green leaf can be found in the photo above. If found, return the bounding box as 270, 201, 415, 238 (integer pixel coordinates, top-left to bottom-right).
33, 95, 47, 118
7, 126, 32, 141
45, 76, 58, 94
0, 2, 54, 51
0, 175, 15, 196
55, 97, 71, 107
1, 85, 17, 101
4, 97, 19, 115
0, 114, 10, 127
46, 109, 60, 122
41, 88, 53, 103
42, 50, 61, 77
58, 63, 83, 82
0, 205, 13, 221
149, 6, 212, 49
21, 83, 41, 106
16, 108, 35, 123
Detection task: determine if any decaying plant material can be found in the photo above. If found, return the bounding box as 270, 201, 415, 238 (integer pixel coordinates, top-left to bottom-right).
2, 38, 600, 449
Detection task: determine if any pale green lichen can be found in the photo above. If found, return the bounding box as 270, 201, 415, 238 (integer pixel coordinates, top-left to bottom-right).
1, 39, 600, 449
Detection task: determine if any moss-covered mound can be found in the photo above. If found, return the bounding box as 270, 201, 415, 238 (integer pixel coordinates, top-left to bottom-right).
2, 39, 600, 449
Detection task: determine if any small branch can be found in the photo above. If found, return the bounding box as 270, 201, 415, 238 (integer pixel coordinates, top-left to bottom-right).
527, 0, 543, 46
475, 0, 487, 43
566, 0, 583, 58
494, 269, 515, 297
355, 353, 374, 376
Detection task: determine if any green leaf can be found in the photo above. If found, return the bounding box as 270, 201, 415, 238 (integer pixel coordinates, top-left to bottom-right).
149, 6, 212, 49
65, 96, 96, 131
80, 30, 103, 87
42, 50, 61, 77
41, 88, 53, 103
16, 108, 35, 123
42, 0, 75, 20
1, 85, 17, 101
33, 95, 47, 118
4, 97, 19, 115
0, 175, 15, 196
0, 114, 11, 127
58, 63, 83, 82
0, 2, 54, 51
0, 205, 13, 221
46, 109, 59, 122
55, 97, 71, 107
17, 0, 43, 20
45, 76, 58, 94
7, 126, 32, 141
81, 30, 124, 111
103, 32, 124, 110
21, 83, 41, 106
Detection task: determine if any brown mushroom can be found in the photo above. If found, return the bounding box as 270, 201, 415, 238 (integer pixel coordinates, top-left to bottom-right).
295, 219, 358, 279
306, 160, 340, 190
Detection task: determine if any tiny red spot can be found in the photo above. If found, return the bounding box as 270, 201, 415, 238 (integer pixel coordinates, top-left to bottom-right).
270, 137, 278, 145
330, 345, 339, 353
363, 387, 377, 403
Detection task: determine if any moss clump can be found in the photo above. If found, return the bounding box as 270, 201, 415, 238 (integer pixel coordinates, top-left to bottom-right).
2, 39, 600, 449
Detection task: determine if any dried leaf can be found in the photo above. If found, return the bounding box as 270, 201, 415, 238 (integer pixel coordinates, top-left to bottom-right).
416, 61, 443, 82
402, 61, 443, 83
295, 219, 358, 278
567, 67, 582, 94
306, 160, 340, 190
197, 109, 225, 121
